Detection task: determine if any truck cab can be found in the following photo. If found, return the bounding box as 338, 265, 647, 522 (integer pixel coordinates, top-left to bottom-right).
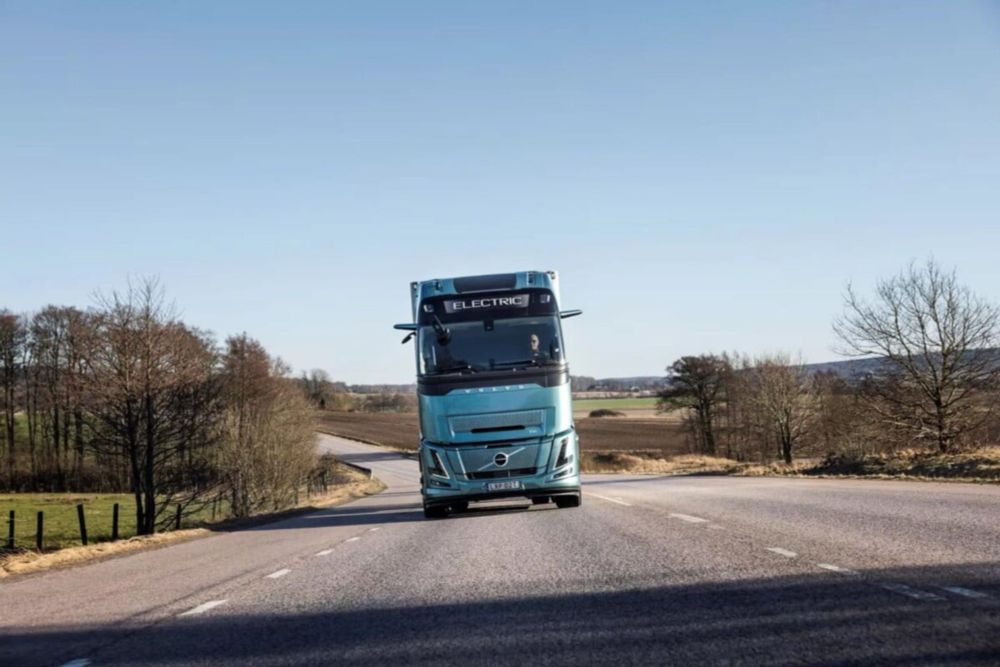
395, 271, 583, 518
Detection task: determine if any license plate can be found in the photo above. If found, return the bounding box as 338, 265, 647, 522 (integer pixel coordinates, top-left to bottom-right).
486, 480, 523, 492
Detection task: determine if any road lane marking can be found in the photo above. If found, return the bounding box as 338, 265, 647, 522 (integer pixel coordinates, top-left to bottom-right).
59, 660, 90, 667
589, 493, 632, 506
670, 513, 708, 524
880, 583, 944, 601
767, 548, 798, 558
345, 536, 361, 542
266, 569, 291, 579
817, 563, 859, 576
940, 586, 991, 600
315, 549, 333, 556
368, 527, 380, 532
178, 600, 228, 617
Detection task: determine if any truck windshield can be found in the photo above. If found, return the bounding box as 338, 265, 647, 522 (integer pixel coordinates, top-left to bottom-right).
419, 316, 564, 375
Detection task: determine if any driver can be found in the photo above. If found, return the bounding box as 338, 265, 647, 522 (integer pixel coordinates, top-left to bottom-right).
530, 333, 546, 362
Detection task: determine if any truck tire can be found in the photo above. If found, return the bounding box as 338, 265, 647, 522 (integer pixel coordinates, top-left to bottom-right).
554, 493, 581, 509
423, 504, 449, 519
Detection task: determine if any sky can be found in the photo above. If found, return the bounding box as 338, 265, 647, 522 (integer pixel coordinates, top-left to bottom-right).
2, 1, 1000, 384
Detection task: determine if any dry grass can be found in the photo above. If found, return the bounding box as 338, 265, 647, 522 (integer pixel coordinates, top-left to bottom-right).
0, 468, 383, 579
581, 451, 742, 475
582, 446, 1000, 482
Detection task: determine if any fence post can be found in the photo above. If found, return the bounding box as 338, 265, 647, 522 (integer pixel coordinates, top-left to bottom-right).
111, 503, 119, 541
6, 510, 13, 550
36, 511, 44, 551
77, 504, 88, 546
175, 504, 182, 531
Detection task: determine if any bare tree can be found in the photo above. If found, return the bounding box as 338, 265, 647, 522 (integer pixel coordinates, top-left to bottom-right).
0, 311, 27, 484
659, 355, 731, 456
220, 334, 316, 518
740, 354, 814, 465
87, 278, 220, 534
300, 368, 334, 409
834, 260, 1000, 453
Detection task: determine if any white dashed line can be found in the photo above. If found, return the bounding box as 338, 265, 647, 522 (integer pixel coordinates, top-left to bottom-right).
817, 563, 859, 576
266, 569, 291, 579
940, 586, 991, 600
669, 513, 708, 524
589, 493, 632, 506
766, 547, 798, 558
368, 527, 380, 532
345, 536, 361, 543
315, 549, 333, 556
59, 660, 91, 667
178, 599, 228, 617
880, 583, 944, 601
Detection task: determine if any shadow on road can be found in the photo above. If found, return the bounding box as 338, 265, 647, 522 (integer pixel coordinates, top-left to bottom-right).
10, 564, 999, 666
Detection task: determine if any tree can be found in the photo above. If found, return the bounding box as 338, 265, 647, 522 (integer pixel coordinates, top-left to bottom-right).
87, 278, 220, 534
740, 354, 814, 465
300, 368, 334, 408
834, 260, 1000, 453
220, 334, 316, 518
0, 311, 27, 484
659, 355, 731, 455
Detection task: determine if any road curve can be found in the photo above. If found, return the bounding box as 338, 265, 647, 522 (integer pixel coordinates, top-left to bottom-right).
1, 433, 998, 666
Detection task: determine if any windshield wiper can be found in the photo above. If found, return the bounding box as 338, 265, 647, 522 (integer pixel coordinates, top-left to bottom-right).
491, 358, 543, 369
437, 363, 481, 374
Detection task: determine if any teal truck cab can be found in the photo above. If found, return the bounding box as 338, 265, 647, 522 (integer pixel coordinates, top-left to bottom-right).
395, 271, 583, 519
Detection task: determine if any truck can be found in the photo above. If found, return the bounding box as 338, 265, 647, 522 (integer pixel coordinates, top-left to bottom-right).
394, 271, 583, 518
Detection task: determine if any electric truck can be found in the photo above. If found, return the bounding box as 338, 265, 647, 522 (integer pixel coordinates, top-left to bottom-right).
394, 271, 583, 519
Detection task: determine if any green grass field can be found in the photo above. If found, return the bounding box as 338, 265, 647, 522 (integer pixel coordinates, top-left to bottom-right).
0, 493, 234, 551
1, 493, 136, 550
573, 397, 659, 411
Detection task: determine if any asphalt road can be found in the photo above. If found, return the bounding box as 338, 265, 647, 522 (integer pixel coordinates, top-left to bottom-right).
2, 434, 999, 666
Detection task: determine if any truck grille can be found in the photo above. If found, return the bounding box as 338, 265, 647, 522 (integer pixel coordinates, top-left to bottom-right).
467, 467, 537, 480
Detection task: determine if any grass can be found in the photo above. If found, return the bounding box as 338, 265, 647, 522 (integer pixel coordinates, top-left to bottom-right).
1, 465, 384, 577
584, 447, 1000, 482
1, 493, 136, 550
581, 451, 742, 475
0, 493, 246, 551
0, 464, 377, 553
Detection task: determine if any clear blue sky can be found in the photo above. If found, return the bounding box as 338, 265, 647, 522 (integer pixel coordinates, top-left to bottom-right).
3, 2, 999, 383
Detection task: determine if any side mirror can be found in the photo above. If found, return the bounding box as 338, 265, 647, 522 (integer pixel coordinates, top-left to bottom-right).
401, 332, 416, 345
559, 310, 583, 319
394, 323, 418, 331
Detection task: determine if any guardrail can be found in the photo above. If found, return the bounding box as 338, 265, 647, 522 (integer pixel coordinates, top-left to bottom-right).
333, 458, 374, 479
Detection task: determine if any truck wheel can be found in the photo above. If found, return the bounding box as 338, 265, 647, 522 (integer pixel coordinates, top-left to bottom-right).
554, 494, 581, 509
423, 504, 449, 519
451, 501, 469, 513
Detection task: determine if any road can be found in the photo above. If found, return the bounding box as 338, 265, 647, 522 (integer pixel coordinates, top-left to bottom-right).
2, 433, 999, 666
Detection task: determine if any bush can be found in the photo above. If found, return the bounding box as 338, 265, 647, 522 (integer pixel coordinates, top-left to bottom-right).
589, 409, 626, 418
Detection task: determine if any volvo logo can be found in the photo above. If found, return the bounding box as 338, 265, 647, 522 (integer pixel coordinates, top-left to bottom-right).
493, 452, 509, 467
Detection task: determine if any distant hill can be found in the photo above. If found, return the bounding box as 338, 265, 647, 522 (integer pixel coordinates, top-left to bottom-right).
579, 349, 1000, 391
804, 348, 1000, 381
